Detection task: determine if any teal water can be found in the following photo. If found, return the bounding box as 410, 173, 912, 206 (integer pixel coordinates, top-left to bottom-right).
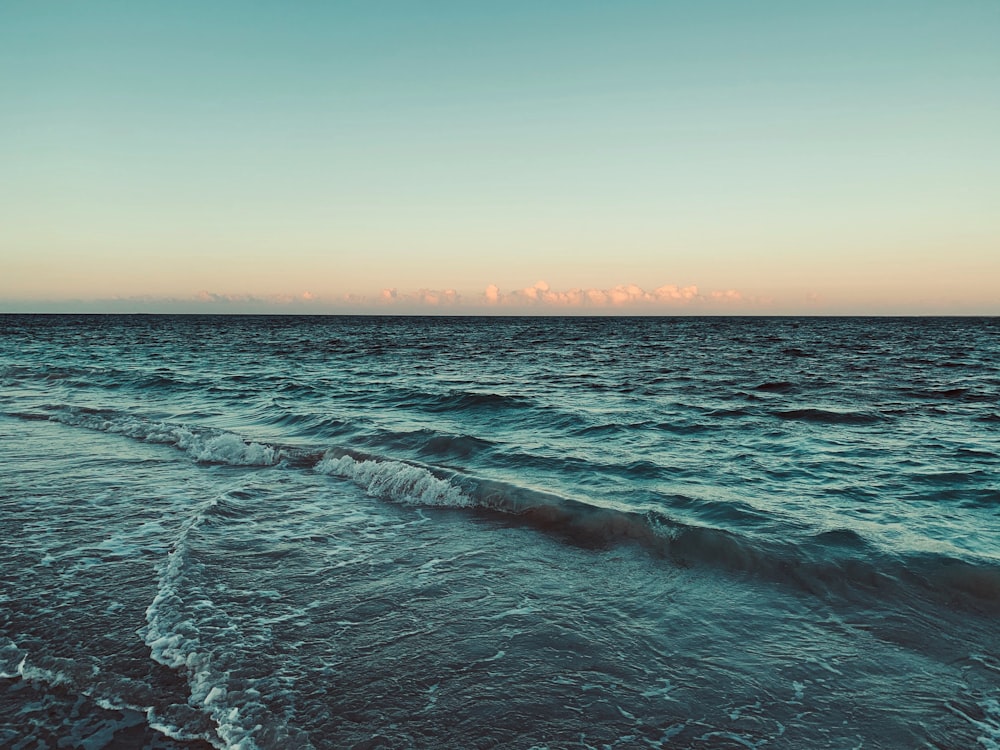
1, 315, 998, 748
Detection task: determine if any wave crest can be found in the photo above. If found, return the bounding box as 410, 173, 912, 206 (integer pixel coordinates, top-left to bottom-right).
31, 408, 280, 466
315, 452, 472, 507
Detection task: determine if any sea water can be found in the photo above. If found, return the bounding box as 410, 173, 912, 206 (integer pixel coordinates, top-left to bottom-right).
1, 314, 998, 749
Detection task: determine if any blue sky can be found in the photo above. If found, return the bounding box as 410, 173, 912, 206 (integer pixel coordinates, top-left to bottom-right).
1, 1, 998, 313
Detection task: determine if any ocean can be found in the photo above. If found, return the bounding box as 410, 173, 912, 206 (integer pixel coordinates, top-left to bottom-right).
1, 314, 997, 749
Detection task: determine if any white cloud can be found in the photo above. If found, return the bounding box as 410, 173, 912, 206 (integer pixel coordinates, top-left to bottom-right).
474, 281, 721, 309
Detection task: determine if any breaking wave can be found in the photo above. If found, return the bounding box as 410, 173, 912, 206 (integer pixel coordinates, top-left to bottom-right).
18, 407, 281, 466
315, 452, 472, 508
312, 451, 1000, 613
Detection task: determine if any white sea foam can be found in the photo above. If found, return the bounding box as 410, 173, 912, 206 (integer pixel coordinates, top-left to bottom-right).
142, 496, 271, 750
2, 636, 179, 746
145, 711, 216, 745
15, 656, 74, 688
50, 410, 279, 466
949, 697, 1000, 750
315, 453, 472, 507
980, 698, 1000, 750
0, 637, 25, 679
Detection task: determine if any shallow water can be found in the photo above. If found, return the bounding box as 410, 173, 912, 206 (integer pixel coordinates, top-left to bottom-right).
1, 315, 998, 749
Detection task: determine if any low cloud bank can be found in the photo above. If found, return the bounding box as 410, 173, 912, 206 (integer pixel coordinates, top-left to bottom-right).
7, 282, 748, 314
378, 281, 744, 310
194, 290, 320, 305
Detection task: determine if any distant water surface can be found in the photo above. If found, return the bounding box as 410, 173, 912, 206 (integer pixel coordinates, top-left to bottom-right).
1, 315, 998, 749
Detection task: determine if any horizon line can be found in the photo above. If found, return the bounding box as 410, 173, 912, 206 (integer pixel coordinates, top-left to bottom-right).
3, 311, 996, 319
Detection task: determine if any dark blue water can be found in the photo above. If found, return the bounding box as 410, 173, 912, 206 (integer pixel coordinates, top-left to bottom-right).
1, 315, 998, 749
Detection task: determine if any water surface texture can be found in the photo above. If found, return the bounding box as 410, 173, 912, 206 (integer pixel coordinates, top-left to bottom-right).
1, 315, 998, 749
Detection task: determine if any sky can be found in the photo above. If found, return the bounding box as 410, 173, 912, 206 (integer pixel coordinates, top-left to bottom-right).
1, 1, 998, 314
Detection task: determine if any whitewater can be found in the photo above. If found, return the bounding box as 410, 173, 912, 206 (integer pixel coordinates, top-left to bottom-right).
1, 314, 998, 749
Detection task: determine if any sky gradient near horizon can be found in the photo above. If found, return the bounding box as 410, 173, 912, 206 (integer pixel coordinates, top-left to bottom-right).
2, 1, 998, 314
